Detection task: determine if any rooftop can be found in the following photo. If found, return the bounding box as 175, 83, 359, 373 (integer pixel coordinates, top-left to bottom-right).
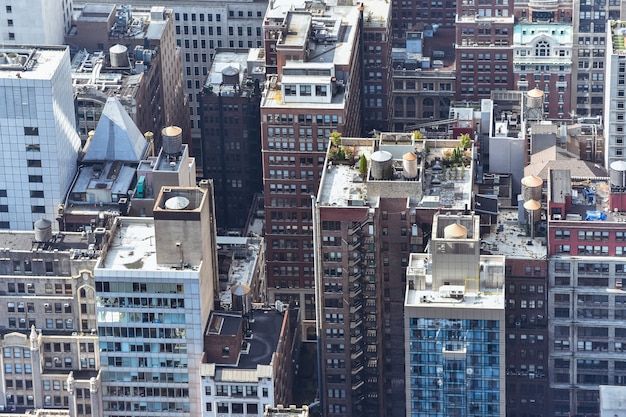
71, 49, 151, 101
599, 385, 626, 416
217, 236, 263, 307
0, 46, 68, 80
261, 0, 361, 109
71, 4, 168, 41
97, 217, 199, 273
317, 136, 473, 211
0, 230, 92, 253
480, 208, 547, 260
405, 253, 506, 309
204, 308, 286, 371
205, 49, 256, 98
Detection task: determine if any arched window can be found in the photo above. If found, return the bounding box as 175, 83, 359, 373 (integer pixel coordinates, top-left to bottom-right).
423, 97, 434, 106
535, 40, 550, 57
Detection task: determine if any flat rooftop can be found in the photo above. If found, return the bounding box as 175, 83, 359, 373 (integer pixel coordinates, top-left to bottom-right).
0, 46, 67, 80
405, 254, 506, 309
217, 237, 263, 307
205, 309, 285, 370
97, 217, 201, 272
480, 208, 547, 260
0, 230, 91, 253
317, 136, 473, 211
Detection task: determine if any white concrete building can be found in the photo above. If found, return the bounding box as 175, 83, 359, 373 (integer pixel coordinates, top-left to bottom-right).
0, 0, 72, 45
0, 46, 81, 231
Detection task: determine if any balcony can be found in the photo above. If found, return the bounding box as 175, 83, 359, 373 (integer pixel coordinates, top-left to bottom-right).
352, 362, 365, 375
349, 239, 362, 251
349, 271, 363, 284
349, 255, 363, 268
351, 333, 364, 345
351, 348, 364, 360
352, 379, 365, 391
350, 302, 363, 314
351, 318, 363, 329
350, 284, 363, 298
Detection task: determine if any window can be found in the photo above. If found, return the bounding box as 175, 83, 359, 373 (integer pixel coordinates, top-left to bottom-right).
30, 190, 44, 198
300, 85, 311, 96
27, 159, 41, 168
24, 127, 39, 136
28, 175, 43, 183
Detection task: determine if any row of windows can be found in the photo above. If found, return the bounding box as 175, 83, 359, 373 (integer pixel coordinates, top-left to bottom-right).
4, 363, 32, 374
175, 11, 263, 21
8, 302, 70, 314
7, 317, 74, 330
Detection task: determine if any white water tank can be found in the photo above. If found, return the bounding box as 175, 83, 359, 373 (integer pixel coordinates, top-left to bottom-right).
444, 223, 467, 239
34, 218, 53, 242
610, 160, 626, 187
161, 126, 183, 156
109, 44, 129, 68
521, 175, 543, 202
527, 88, 544, 109
402, 152, 418, 179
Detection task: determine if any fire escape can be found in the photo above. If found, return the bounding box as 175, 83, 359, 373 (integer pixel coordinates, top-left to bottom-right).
347, 213, 380, 416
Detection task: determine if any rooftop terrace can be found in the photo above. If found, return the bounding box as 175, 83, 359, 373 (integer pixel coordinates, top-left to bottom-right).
317, 136, 473, 211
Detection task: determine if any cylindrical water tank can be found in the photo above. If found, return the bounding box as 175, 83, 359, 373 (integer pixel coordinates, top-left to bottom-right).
444, 223, 467, 239
34, 218, 53, 242
402, 152, 418, 179
527, 88, 544, 109
521, 175, 543, 202
222, 66, 240, 86
370, 151, 393, 180
523, 199, 541, 223
161, 126, 183, 156
109, 44, 129, 68
610, 160, 626, 187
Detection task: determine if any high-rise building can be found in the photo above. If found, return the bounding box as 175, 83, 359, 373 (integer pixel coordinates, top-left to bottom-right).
455, 0, 515, 103
547, 168, 626, 416
314, 135, 474, 417
404, 213, 506, 417
362, 0, 392, 133
572, 0, 620, 118
199, 49, 263, 231
0, 46, 81, 231
261, 0, 366, 329
95, 184, 219, 417
391, 30, 456, 132
0, 0, 72, 45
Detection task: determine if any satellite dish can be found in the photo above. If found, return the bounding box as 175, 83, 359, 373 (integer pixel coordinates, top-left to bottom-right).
165, 196, 190, 210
